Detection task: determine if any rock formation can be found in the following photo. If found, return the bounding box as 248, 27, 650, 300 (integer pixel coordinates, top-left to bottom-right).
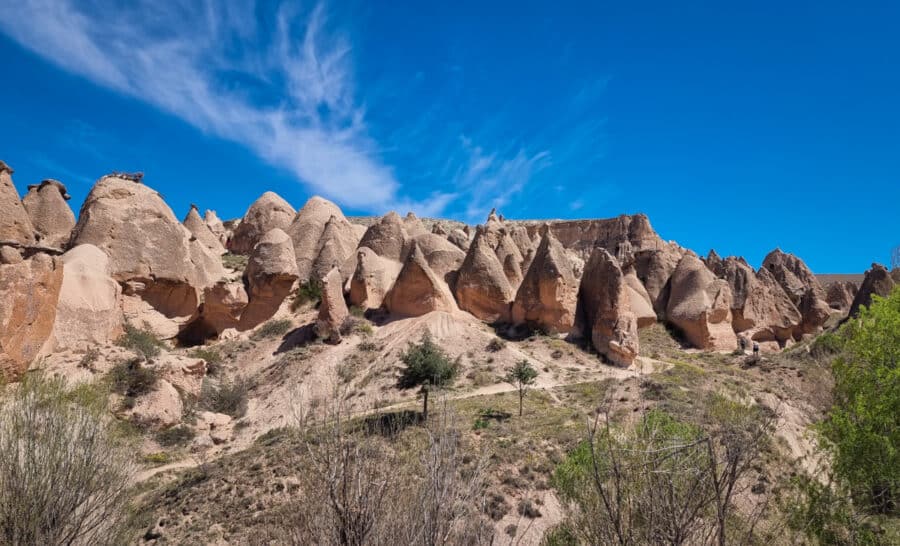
385, 242, 457, 317
666, 253, 737, 350
521, 213, 663, 262
622, 269, 657, 328
228, 192, 294, 254
762, 249, 831, 335
204, 209, 228, 245
349, 247, 403, 310
454, 228, 515, 322
310, 214, 361, 282
402, 212, 428, 237
184, 205, 226, 255
848, 263, 898, 318
634, 242, 684, 318
511, 231, 579, 333
50, 244, 123, 351
240, 228, 299, 329
287, 196, 358, 282
447, 228, 471, 251
0, 254, 64, 379
0, 161, 36, 245
825, 281, 858, 313
577, 249, 640, 366
22, 179, 75, 248
357, 212, 408, 262
316, 267, 349, 343
411, 232, 466, 281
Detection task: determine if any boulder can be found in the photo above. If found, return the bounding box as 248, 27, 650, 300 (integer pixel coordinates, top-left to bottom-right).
70, 174, 221, 318
577, 249, 639, 366
240, 228, 299, 329
316, 268, 349, 343
0, 246, 23, 264
0, 254, 64, 380
385, 242, 457, 317
622, 269, 657, 328
178, 281, 249, 342
50, 244, 123, 351
358, 212, 408, 262
0, 161, 36, 245
511, 230, 579, 333
287, 196, 355, 281
228, 191, 295, 254
665, 253, 737, 350
183, 205, 226, 255
128, 378, 183, 429
454, 228, 515, 322
22, 179, 75, 248
348, 247, 403, 310
848, 263, 896, 318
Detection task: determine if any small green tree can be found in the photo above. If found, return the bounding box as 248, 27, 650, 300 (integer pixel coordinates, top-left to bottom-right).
397, 332, 458, 421
504, 359, 538, 416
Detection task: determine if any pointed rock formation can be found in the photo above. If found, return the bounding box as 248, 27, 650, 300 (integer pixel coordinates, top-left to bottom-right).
454, 228, 515, 322
511, 231, 579, 333
316, 267, 349, 343
240, 228, 299, 329
509, 225, 537, 260
0, 254, 64, 380
495, 232, 525, 288
622, 269, 657, 328
228, 191, 295, 254
825, 281, 858, 313
287, 196, 357, 282
666, 253, 737, 350
184, 205, 226, 255
634, 242, 685, 317
412, 232, 466, 281
403, 212, 428, 237
358, 212, 408, 262
22, 179, 75, 249
310, 214, 361, 282
848, 263, 897, 318
0, 161, 36, 245
447, 228, 471, 252
204, 209, 228, 245
762, 249, 831, 334
349, 247, 403, 310
70, 174, 222, 318
50, 244, 123, 351
577, 248, 640, 366
385, 242, 457, 317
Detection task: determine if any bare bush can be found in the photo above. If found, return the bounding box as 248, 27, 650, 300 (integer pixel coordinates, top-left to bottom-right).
0, 376, 134, 545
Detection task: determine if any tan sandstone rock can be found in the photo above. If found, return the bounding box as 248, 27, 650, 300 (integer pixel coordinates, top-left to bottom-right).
825, 281, 858, 313
184, 205, 226, 255
622, 269, 657, 328
22, 179, 75, 249
240, 228, 299, 329
316, 268, 349, 343
50, 244, 123, 351
204, 209, 228, 245
447, 228, 471, 252
128, 378, 183, 429
349, 247, 403, 310
0, 161, 36, 245
666, 253, 737, 350
454, 228, 515, 322
577, 249, 640, 366
357, 211, 409, 262
634, 242, 685, 317
385, 242, 457, 317
761, 249, 831, 334
511, 231, 579, 333
287, 196, 357, 282
310, 214, 362, 282
228, 191, 295, 254
848, 263, 897, 318
402, 212, 428, 237
0, 254, 64, 379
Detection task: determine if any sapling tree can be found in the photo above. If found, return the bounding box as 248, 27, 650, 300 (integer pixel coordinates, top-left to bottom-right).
397, 332, 459, 421
504, 359, 538, 417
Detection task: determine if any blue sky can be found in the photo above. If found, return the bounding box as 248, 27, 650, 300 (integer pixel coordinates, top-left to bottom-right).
0, 1, 897, 273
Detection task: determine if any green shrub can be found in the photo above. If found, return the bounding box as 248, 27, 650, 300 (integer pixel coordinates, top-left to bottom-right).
397, 332, 459, 420
221, 252, 248, 270
349, 305, 366, 318
109, 358, 159, 398
358, 340, 379, 352
116, 323, 164, 360
199, 377, 249, 418
188, 347, 223, 375
486, 338, 506, 352
291, 279, 322, 310
143, 452, 171, 465
156, 425, 196, 448
252, 319, 293, 340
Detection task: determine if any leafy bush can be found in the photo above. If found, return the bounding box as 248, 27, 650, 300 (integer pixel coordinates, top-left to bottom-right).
292, 279, 323, 310
397, 332, 459, 420
188, 347, 223, 375
358, 340, 379, 352
116, 323, 164, 360
349, 305, 366, 318
109, 358, 159, 398
252, 319, 293, 340
156, 425, 196, 447
221, 252, 248, 271
486, 338, 506, 352
199, 377, 249, 418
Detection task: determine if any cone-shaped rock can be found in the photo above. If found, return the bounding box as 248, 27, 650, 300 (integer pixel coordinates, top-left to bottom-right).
666, 253, 737, 350
385, 242, 457, 317
287, 196, 355, 281
239, 228, 299, 329
761, 249, 830, 334
317, 267, 349, 343
623, 269, 657, 328
204, 209, 228, 245
50, 244, 123, 351
577, 248, 639, 366
848, 263, 897, 318
825, 281, 858, 313
349, 247, 402, 310
22, 179, 75, 248
358, 212, 408, 262
447, 228, 471, 252
403, 211, 428, 237
229, 191, 295, 254
311, 214, 361, 282
184, 205, 226, 255
511, 231, 579, 333
634, 242, 684, 318
0, 254, 63, 380
454, 228, 515, 322
0, 161, 36, 245
412, 232, 466, 280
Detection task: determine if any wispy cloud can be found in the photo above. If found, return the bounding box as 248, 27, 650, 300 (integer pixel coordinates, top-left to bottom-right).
0, 1, 450, 213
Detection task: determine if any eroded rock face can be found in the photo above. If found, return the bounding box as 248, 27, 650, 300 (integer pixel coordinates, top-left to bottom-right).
0, 161, 36, 245
240, 228, 299, 329
22, 179, 75, 249
825, 281, 858, 313
0, 254, 64, 380
228, 192, 295, 254
511, 231, 579, 333
412, 233, 466, 282
666, 253, 737, 350
634, 242, 685, 318
316, 268, 349, 343
454, 228, 515, 322
70, 174, 221, 318
521, 214, 664, 262
128, 378, 183, 429
402, 212, 428, 237
358, 212, 408, 262
184, 205, 226, 255
348, 247, 402, 310
310, 215, 362, 282
204, 209, 228, 245
622, 269, 657, 328
447, 228, 471, 252
762, 249, 830, 334
385, 242, 457, 317
50, 244, 123, 351
180, 281, 249, 342
287, 196, 358, 282
577, 249, 640, 366
848, 263, 897, 318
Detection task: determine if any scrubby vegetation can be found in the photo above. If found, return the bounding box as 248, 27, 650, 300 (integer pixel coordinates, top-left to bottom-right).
116, 323, 165, 360
397, 332, 459, 420
221, 252, 248, 271
199, 377, 249, 418
252, 319, 293, 340
109, 358, 159, 400
291, 279, 323, 310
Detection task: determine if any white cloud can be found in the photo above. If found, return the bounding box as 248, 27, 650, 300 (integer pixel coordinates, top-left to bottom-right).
0, 0, 441, 213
